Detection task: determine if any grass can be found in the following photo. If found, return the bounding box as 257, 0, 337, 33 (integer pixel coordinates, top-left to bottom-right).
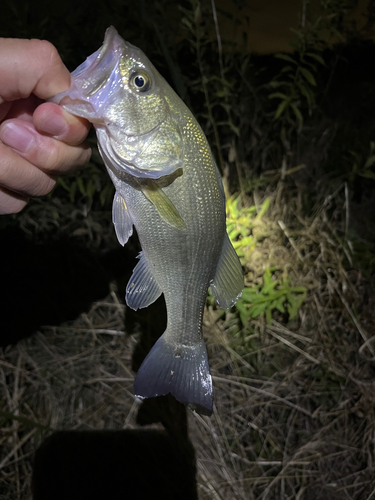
1, 177, 374, 499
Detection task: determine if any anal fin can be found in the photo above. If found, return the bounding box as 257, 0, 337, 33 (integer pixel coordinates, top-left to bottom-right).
210, 233, 244, 309
126, 252, 162, 310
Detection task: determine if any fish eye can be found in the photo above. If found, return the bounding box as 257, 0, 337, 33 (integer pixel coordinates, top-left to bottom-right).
130, 71, 151, 92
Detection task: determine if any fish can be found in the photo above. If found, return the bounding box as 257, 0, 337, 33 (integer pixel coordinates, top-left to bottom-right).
51, 26, 243, 415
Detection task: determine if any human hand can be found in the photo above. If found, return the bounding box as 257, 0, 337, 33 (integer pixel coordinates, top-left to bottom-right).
0, 38, 91, 214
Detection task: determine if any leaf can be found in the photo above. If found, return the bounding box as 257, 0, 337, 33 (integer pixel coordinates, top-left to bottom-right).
250, 302, 268, 318
274, 98, 289, 120
306, 52, 326, 66
268, 81, 283, 88
237, 236, 254, 248
280, 65, 294, 75
232, 242, 245, 253
364, 154, 375, 169
236, 301, 251, 324
70, 182, 77, 204
181, 17, 193, 30
274, 53, 297, 64
268, 92, 288, 100
291, 103, 303, 131
287, 293, 297, 307
255, 198, 270, 220
297, 82, 314, 110
262, 281, 277, 294
77, 176, 85, 196
300, 67, 316, 86
287, 301, 299, 319
359, 170, 375, 180
250, 293, 268, 304
56, 177, 70, 192
229, 121, 240, 136
228, 230, 239, 242
263, 267, 272, 286
100, 185, 112, 207
87, 180, 96, 201
241, 287, 259, 301
239, 311, 249, 324
272, 296, 286, 313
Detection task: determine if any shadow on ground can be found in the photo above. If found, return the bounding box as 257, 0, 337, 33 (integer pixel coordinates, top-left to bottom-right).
33, 396, 197, 500
0, 225, 135, 347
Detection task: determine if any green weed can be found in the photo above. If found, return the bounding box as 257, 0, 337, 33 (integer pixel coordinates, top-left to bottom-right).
236, 267, 306, 325
225, 196, 307, 327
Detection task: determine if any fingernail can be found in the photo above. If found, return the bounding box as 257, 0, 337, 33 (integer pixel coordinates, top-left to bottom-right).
38, 113, 69, 137
0, 123, 34, 153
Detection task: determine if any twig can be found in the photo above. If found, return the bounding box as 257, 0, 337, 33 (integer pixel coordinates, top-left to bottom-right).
0, 428, 37, 470
278, 220, 305, 262
212, 376, 312, 417
266, 327, 320, 364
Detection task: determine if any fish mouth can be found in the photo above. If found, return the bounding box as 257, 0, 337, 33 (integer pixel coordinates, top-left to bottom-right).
51, 27, 166, 136
49, 27, 126, 118
71, 26, 123, 84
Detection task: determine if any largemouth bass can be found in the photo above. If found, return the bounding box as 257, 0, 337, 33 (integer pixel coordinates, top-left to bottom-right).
52, 27, 243, 415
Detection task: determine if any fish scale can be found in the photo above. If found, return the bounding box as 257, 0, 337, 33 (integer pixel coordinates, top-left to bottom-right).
51, 26, 243, 415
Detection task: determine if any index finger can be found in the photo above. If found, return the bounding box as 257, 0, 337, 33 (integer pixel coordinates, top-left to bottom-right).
0, 38, 71, 103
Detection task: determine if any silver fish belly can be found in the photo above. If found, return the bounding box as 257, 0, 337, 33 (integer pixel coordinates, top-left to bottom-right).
51, 26, 243, 415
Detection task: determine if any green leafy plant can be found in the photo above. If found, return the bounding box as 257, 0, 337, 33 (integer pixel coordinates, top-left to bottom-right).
52, 161, 114, 208
236, 267, 306, 325
179, 0, 242, 174
268, 0, 353, 135
268, 50, 322, 132
226, 196, 270, 265
225, 196, 307, 325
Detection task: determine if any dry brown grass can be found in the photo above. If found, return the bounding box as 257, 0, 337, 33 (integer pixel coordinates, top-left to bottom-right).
1, 180, 375, 499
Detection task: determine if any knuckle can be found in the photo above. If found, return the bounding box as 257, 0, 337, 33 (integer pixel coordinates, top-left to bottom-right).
30, 39, 60, 69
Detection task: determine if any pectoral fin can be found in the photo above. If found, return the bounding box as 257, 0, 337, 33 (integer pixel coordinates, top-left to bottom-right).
141, 180, 185, 231
126, 251, 162, 310
112, 191, 133, 246
210, 233, 244, 309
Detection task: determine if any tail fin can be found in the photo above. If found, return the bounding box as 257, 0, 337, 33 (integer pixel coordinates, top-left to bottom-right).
134, 334, 213, 416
